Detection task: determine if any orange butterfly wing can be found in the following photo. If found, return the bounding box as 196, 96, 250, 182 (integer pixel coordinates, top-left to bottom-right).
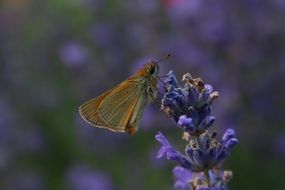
79, 77, 143, 133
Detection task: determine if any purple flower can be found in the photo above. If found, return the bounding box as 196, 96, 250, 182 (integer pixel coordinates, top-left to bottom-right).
155, 132, 171, 158
66, 165, 114, 190
172, 167, 231, 190
156, 130, 238, 172
58, 41, 88, 67
156, 71, 238, 190
164, 0, 204, 24
156, 132, 198, 171
161, 71, 219, 135
90, 23, 115, 48
178, 115, 195, 133
173, 166, 193, 188
164, 70, 179, 88
197, 187, 221, 190
221, 129, 235, 143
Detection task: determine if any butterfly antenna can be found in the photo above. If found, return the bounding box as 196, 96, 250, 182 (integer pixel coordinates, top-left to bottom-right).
155, 53, 171, 64
155, 53, 171, 85
157, 76, 168, 86
158, 74, 168, 78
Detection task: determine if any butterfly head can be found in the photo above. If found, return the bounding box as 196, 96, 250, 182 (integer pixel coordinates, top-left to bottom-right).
145, 62, 159, 77
145, 53, 171, 76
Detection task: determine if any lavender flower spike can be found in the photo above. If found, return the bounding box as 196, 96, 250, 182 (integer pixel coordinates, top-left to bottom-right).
156, 132, 199, 171
156, 71, 238, 190
155, 132, 172, 158
173, 166, 193, 188
161, 71, 219, 136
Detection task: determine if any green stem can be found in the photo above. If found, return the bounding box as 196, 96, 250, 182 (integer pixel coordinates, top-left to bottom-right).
204, 169, 210, 186
194, 136, 200, 148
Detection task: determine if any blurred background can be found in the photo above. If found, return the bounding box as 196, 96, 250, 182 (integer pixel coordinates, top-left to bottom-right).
1, 0, 285, 189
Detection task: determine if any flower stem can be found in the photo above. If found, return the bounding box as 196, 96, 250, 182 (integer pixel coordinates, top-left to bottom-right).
204, 169, 210, 186
194, 136, 200, 148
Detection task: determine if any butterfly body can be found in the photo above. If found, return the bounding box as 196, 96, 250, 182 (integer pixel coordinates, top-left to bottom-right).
79, 62, 159, 135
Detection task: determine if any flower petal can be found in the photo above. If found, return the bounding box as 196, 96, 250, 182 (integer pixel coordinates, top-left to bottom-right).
225, 138, 238, 149
173, 166, 193, 188
197, 116, 215, 131
155, 132, 170, 158
178, 115, 196, 133
165, 70, 179, 88
222, 129, 236, 143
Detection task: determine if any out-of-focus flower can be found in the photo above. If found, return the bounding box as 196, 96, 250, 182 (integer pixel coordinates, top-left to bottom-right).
163, 0, 204, 22
90, 23, 115, 48
67, 165, 114, 190
58, 41, 88, 67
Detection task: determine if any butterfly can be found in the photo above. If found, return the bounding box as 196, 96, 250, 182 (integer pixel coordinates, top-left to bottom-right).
79, 54, 170, 135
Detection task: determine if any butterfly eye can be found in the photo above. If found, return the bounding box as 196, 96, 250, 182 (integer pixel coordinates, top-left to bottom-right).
148, 65, 157, 75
